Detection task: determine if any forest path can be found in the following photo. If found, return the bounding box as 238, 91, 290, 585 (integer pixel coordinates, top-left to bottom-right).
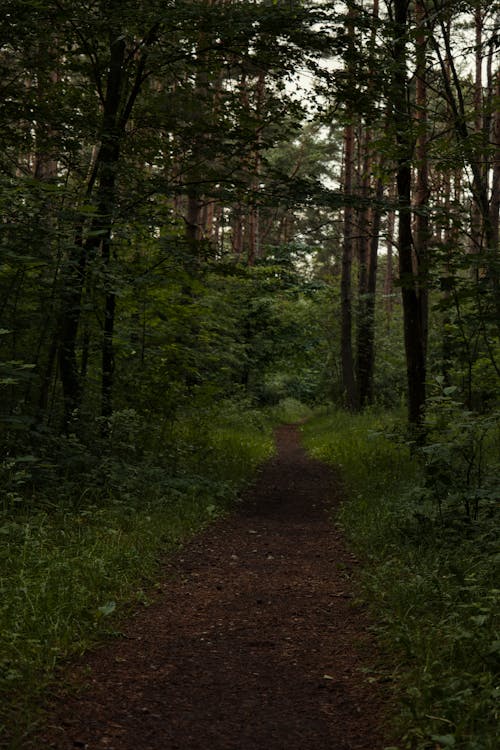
40, 424, 389, 750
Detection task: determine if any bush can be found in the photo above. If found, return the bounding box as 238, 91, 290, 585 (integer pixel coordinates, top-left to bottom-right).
268, 397, 314, 424
0, 400, 274, 746
302, 409, 500, 750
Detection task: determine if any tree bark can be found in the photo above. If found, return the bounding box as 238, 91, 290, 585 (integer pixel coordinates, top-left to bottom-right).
489, 67, 500, 257
340, 4, 357, 410
384, 178, 396, 327
357, 175, 383, 408
58, 30, 125, 425
414, 0, 429, 357
393, 0, 427, 427
340, 116, 357, 410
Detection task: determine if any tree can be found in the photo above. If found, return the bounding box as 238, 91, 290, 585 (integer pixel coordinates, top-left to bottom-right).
391, 0, 427, 427
339, 3, 358, 410
0, 0, 336, 442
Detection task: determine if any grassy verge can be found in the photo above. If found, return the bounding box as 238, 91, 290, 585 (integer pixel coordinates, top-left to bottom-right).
0, 402, 274, 748
302, 409, 499, 750
267, 396, 314, 424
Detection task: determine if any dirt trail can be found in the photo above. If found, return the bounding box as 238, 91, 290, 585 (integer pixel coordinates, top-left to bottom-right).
40, 425, 390, 750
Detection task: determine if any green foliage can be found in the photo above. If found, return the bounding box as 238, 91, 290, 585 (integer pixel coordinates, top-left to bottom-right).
302, 410, 500, 750
371, 294, 407, 410
0, 402, 273, 746
417, 382, 500, 521
268, 397, 313, 424
1, 2, 500, 747
303, 408, 415, 548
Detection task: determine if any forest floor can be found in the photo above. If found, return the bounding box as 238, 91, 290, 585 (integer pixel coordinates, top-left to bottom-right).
37, 424, 392, 750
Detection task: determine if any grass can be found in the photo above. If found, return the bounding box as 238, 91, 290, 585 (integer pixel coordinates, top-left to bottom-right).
0, 403, 274, 748
302, 409, 500, 750
267, 396, 314, 424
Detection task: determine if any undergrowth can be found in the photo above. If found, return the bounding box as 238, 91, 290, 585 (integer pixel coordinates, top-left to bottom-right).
0, 400, 274, 748
302, 408, 500, 750
267, 396, 313, 424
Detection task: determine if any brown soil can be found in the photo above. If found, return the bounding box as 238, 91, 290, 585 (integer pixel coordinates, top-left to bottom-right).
39, 424, 391, 750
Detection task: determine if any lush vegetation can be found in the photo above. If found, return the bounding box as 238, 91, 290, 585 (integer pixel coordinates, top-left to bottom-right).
1, 1, 499, 748
303, 408, 499, 750
1, 401, 278, 745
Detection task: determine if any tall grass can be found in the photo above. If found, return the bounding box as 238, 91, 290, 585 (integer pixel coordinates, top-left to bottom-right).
302, 410, 500, 750
0, 403, 274, 747
267, 397, 314, 424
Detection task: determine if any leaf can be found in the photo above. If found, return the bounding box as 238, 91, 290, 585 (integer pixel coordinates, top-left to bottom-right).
97, 601, 116, 617
470, 615, 488, 626
431, 735, 456, 748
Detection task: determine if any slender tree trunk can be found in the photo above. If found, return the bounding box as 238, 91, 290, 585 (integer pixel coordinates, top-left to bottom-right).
357, 175, 383, 407
356, 123, 373, 408
55, 17, 157, 427
470, 3, 484, 253
414, 0, 429, 357
352, 0, 382, 409
427, 0, 498, 311
57, 236, 88, 424
186, 193, 204, 247
340, 116, 357, 409
489, 66, 500, 260
101, 276, 116, 420
441, 166, 454, 385
232, 205, 244, 258
247, 70, 265, 266
393, 0, 426, 427
485, 61, 500, 340
33, 41, 59, 182
340, 4, 357, 410
384, 187, 395, 327
58, 32, 126, 426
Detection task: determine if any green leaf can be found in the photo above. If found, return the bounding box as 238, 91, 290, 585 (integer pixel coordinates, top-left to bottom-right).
470, 615, 488, 626
97, 601, 116, 617
431, 735, 456, 748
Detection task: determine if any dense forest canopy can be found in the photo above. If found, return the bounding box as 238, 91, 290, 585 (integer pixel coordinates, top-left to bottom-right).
0, 0, 499, 488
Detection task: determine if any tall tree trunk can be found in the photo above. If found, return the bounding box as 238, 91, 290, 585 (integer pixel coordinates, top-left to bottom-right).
340, 5, 357, 410
247, 69, 265, 266
357, 175, 383, 407
441, 165, 455, 385
58, 31, 126, 425
470, 2, 484, 253
232, 205, 244, 258
356, 123, 372, 408
353, 0, 381, 409
55, 17, 156, 427
393, 0, 426, 427
186, 193, 204, 247
101, 273, 116, 421
414, 0, 429, 357
340, 116, 357, 409
384, 185, 396, 327
484, 60, 500, 344
489, 66, 500, 261
427, 0, 499, 312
